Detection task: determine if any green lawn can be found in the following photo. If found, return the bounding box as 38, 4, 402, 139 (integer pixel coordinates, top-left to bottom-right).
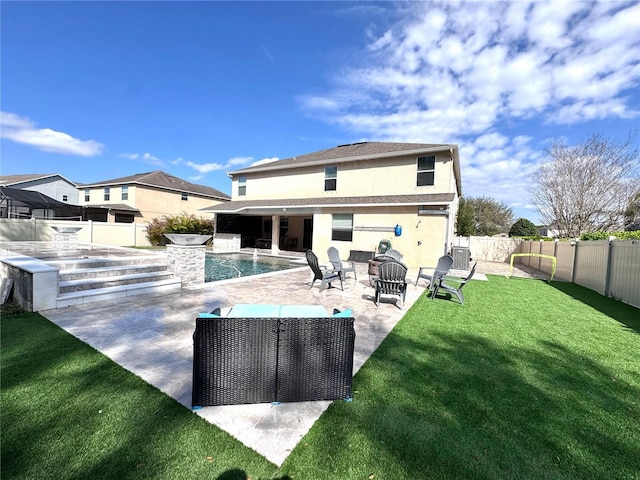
2, 276, 639, 479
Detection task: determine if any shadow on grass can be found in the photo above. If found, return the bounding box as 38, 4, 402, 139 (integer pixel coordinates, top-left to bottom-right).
1, 313, 279, 480
550, 280, 640, 334
282, 279, 640, 479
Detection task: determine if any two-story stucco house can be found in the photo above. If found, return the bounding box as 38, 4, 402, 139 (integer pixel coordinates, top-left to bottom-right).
202, 142, 462, 269
79, 170, 230, 223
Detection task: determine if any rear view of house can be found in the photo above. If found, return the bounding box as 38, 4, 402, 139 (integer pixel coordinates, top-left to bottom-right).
202, 142, 462, 268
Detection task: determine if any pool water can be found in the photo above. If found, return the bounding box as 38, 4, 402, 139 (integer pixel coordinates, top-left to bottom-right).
204, 253, 302, 282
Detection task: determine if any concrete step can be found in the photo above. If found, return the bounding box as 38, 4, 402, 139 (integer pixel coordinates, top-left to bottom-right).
60, 263, 170, 281
59, 271, 177, 293
56, 278, 182, 308
47, 255, 168, 270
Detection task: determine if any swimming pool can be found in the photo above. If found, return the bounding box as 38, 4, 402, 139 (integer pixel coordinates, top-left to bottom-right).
204, 253, 303, 282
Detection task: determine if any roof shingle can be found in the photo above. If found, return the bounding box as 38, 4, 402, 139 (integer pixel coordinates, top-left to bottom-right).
81, 170, 230, 200
229, 141, 455, 174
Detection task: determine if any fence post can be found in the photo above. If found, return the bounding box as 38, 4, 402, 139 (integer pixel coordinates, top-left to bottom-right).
604, 240, 614, 298
571, 241, 578, 284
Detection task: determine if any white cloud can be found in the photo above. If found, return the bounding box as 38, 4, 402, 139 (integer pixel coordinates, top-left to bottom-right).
142, 152, 162, 165
251, 157, 279, 167
119, 153, 139, 160
183, 155, 278, 174
1, 111, 104, 156
185, 161, 224, 173
300, 1, 640, 139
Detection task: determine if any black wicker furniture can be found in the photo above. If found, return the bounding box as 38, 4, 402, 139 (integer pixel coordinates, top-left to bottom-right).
192, 305, 355, 407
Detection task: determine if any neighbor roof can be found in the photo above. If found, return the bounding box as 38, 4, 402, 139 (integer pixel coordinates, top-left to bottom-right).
0, 173, 78, 187
83, 203, 141, 213
228, 141, 461, 196
81, 170, 230, 201
200, 193, 455, 214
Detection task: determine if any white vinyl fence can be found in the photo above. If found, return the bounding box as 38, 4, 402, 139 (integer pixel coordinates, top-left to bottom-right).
0, 218, 151, 246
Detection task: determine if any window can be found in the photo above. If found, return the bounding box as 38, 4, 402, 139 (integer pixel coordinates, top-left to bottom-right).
62, 195, 68, 202
84, 188, 90, 202
115, 213, 134, 223
181, 192, 188, 201
238, 176, 247, 196
331, 213, 353, 241
104, 186, 110, 201
325, 166, 337, 191
121, 185, 128, 200
417, 155, 435, 186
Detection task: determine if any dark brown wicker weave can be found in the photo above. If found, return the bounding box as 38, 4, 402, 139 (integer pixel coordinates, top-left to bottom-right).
192, 316, 355, 407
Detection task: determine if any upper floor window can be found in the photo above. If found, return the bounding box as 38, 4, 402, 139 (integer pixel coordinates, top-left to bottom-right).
417, 156, 435, 186
104, 186, 110, 201
331, 213, 353, 242
84, 188, 90, 202
325, 166, 337, 191
238, 176, 247, 196
121, 185, 129, 201
181, 192, 188, 201
62, 195, 68, 202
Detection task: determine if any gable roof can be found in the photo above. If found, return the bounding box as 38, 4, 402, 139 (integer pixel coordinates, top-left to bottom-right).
228, 141, 462, 196
80, 170, 230, 201
0, 173, 78, 187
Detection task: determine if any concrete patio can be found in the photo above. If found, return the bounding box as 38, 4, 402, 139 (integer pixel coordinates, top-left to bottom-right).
40, 255, 540, 466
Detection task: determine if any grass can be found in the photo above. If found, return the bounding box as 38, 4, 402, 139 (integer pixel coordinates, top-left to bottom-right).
2, 277, 639, 479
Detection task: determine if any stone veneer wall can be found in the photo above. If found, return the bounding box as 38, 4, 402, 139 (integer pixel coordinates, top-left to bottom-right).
166, 245, 206, 286
212, 233, 241, 252
52, 232, 79, 249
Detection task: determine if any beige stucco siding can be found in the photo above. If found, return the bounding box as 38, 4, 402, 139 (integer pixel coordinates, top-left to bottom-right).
80, 185, 223, 223
232, 153, 453, 200
133, 187, 221, 221
311, 207, 451, 269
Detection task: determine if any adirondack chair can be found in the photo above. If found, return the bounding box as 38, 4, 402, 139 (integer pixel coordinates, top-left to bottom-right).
306, 250, 343, 292
416, 254, 454, 301
374, 259, 408, 308
431, 262, 477, 305
327, 246, 357, 281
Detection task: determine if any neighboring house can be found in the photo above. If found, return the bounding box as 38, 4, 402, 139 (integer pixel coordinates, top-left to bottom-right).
0, 173, 80, 213
201, 142, 462, 269
0, 186, 83, 219
0, 174, 81, 219
79, 170, 230, 223
538, 226, 560, 238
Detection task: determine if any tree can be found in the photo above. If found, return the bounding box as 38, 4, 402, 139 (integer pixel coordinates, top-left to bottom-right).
466, 196, 514, 236
509, 218, 538, 237
455, 197, 476, 236
530, 134, 640, 238
624, 190, 640, 229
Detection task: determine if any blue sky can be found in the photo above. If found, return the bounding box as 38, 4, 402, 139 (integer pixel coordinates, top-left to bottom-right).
2, 1, 639, 224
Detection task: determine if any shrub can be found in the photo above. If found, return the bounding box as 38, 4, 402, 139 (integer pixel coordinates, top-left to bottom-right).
145, 213, 215, 246
580, 231, 640, 241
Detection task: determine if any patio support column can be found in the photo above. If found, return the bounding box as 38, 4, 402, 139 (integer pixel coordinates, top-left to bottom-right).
271, 215, 280, 255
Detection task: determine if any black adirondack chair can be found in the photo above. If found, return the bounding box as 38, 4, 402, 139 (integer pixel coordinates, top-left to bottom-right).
306, 250, 343, 292
374, 259, 408, 308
